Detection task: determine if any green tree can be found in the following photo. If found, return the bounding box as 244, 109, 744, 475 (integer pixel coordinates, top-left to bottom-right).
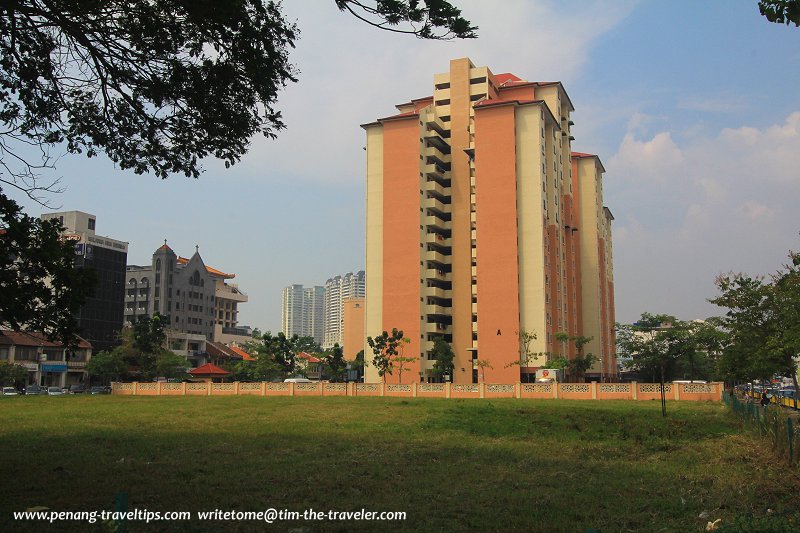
617, 313, 696, 417
295, 336, 322, 355
0, 1, 474, 187
260, 331, 299, 375
126, 313, 170, 377
0, 192, 96, 348
759, 0, 800, 26
430, 338, 455, 382
323, 343, 348, 382
155, 351, 187, 380
0, 361, 28, 387
475, 358, 493, 383
710, 253, 800, 393
85, 349, 127, 384
366, 328, 405, 383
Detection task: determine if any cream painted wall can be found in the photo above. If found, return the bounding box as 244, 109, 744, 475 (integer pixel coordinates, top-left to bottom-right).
364, 125, 384, 382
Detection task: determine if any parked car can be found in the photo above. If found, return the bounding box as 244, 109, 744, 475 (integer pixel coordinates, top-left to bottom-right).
88, 386, 110, 395
24, 385, 45, 395
2, 387, 19, 396
47, 386, 65, 396
283, 377, 313, 383
69, 384, 86, 394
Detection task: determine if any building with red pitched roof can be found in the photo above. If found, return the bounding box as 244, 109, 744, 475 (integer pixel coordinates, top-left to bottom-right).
187, 363, 230, 383
0, 329, 93, 387
362, 58, 615, 384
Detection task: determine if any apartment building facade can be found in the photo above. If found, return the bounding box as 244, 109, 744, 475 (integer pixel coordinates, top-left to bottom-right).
363, 58, 615, 384
322, 270, 366, 350
281, 284, 325, 346
40, 211, 128, 353
124, 243, 249, 344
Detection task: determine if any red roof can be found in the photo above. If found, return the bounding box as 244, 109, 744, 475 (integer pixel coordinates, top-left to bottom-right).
297, 352, 321, 364
571, 152, 597, 158
189, 363, 230, 376
176, 256, 235, 279
229, 345, 254, 361
0, 330, 92, 349
494, 73, 522, 85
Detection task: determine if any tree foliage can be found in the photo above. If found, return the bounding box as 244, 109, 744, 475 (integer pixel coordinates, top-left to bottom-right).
430, 338, 454, 381
0, 361, 28, 386
335, 0, 477, 40
0, 0, 298, 185
710, 253, 800, 392
323, 343, 347, 382
260, 331, 300, 375
759, 0, 800, 26
0, 192, 96, 347
366, 328, 405, 382
85, 349, 127, 383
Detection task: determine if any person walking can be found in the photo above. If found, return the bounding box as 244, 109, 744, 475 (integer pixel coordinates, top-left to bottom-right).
760, 391, 770, 407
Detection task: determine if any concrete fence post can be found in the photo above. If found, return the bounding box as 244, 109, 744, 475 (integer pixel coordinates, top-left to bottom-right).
207, 382, 211, 396
591, 381, 597, 400
480, 382, 485, 399
261, 381, 266, 396
234, 381, 240, 396
412, 382, 417, 398
554, 383, 559, 400
445, 382, 451, 399
515, 382, 521, 399
133, 382, 138, 396
182, 382, 187, 396
289, 382, 295, 397
319, 382, 324, 397
675, 383, 681, 401
632, 381, 638, 400
347, 383, 354, 397
380, 382, 385, 397
157, 382, 162, 396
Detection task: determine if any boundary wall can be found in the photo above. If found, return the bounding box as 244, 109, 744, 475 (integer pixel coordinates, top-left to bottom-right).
111, 381, 723, 402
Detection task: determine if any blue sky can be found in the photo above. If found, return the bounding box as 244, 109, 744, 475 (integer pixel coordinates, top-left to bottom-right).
12, 0, 800, 333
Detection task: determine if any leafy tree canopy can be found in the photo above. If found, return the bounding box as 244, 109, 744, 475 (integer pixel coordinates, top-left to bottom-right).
0, 192, 96, 347
323, 343, 347, 382
0, 361, 28, 387
366, 328, 405, 382
759, 0, 800, 26
85, 349, 127, 384
335, 0, 477, 40
430, 338, 454, 381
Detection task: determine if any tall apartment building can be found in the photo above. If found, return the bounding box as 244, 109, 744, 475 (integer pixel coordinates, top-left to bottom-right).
281, 284, 325, 346
363, 58, 615, 384
124, 243, 249, 343
40, 211, 128, 353
322, 270, 366, 349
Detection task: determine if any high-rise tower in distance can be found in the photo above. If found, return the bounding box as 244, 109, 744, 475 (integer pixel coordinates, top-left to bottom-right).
362, 58, 615, 384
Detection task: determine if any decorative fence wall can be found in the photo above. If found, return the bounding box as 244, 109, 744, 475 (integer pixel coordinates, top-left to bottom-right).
111, 381, 724, 401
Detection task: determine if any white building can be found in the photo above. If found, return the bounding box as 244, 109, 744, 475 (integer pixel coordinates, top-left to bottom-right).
281, 285, 325, 346
323, 271, 366, 349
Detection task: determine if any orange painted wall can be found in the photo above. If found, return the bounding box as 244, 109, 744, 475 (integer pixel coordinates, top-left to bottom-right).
382, 118, 422, 384
497, 85, 535, 103
474, 103, 522, 383
343, 297, 365, 360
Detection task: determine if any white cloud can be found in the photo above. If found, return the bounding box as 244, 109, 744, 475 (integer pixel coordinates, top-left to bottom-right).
232, 0, 637, 186
608, 112, 800, 323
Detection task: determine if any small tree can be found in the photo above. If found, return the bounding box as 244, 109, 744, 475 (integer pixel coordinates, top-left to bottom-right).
475, 359, 493, 383
324, 343, 348, 382
366, 328, 405, 383
155, 350, 187, 380
261, 331, 299, 376
430, 338, 455, 382
85, 349, 127, 384
0, 362, 28, 387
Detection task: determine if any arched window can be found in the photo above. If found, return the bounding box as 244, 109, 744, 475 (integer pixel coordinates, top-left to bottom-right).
156, 259, 161, 270
129, 278, 137, 285
200, 279, 205, 287
141, 277, 149, 285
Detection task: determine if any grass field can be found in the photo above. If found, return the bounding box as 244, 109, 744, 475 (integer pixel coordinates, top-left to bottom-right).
1, 396, 798, 532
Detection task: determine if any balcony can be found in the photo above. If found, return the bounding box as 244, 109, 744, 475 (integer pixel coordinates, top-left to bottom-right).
424, 268, 451, 283
425, 304, 450, 316
423, 215, 450, 232
424, 322, 452, 334
423, 197, 450, 214
424, 132, 451, 154
216, 283, 248, 303
424, 179, 451, 199
424, 250, 449, 264
425, 286, 452, 299
424, 232, 451, 247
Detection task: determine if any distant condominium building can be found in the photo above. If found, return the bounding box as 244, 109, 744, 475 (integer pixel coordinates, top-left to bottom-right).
124, 242, 250, 344
322, 270, 366, 350
362, 58, 615, 384
40, 211, 128, 353
281, 284, 324, 346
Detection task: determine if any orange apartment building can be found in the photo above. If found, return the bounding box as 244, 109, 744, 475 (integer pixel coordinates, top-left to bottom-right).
363, 58, 615, 384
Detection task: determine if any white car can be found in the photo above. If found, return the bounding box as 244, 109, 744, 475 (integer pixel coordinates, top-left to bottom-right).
2, 387, 19, 396
283, 378, 313, 383
47, 386, 65, 396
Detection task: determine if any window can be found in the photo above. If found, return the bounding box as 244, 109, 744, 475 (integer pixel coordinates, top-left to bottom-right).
88, 218, 95, 230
